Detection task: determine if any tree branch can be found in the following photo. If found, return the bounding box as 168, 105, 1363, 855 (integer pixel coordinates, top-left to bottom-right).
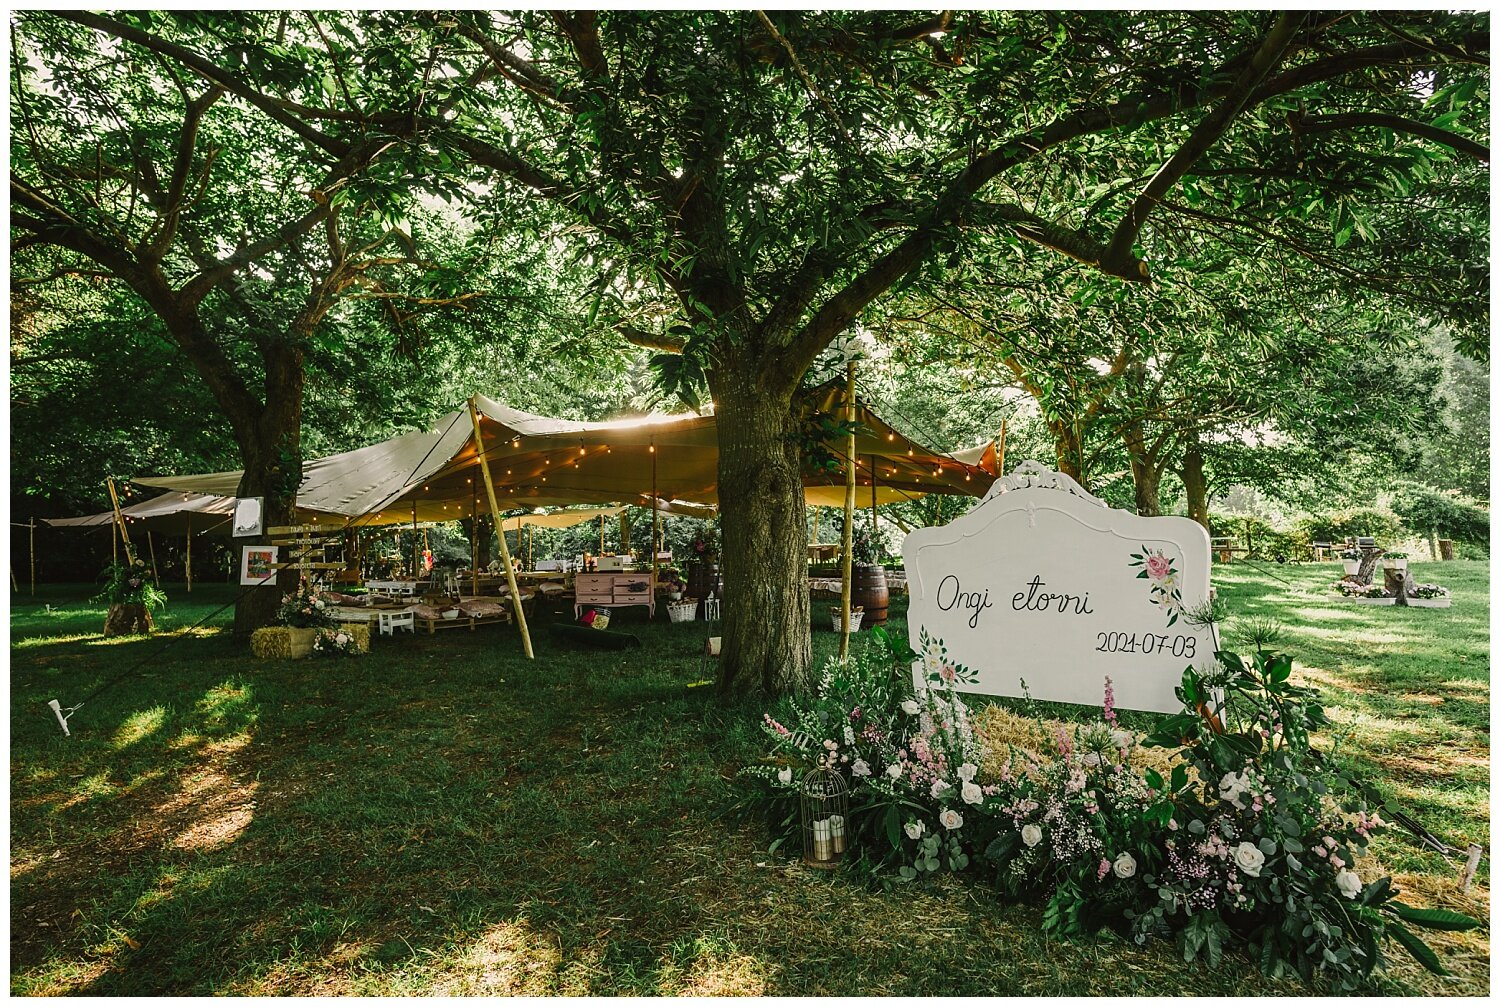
1100, 11, 1307, 280
1290, 109, 1489, 162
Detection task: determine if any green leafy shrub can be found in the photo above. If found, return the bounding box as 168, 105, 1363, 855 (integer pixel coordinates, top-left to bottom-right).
1388, 483, 1490, 546
1294, 508, 1405, 546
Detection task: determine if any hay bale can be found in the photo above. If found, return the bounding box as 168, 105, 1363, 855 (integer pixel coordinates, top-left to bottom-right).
250, 626, 317, 659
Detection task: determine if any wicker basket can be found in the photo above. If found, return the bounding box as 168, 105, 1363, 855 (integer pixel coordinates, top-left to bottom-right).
830, 607, 864, 633
667, 600, 698, 623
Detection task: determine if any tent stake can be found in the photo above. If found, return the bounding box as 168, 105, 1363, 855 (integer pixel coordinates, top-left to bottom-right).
840, 361, 857, 662
468, 398, 533, 659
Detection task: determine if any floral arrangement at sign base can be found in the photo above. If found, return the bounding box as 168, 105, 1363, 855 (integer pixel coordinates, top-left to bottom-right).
736, 627, 1480, 991
252, 622, 369, 659
312, 625, 367, 656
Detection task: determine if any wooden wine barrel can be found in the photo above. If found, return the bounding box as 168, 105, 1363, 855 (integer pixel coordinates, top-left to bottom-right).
686, 562, 723, 618
850, 564, 889, 629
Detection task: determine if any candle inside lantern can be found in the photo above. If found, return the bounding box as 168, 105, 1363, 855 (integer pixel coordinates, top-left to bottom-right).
829, 814, 846, 854
811, 818, 834, 861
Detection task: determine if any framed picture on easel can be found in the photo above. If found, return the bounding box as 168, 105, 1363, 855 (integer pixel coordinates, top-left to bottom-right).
240, 545, 279, 586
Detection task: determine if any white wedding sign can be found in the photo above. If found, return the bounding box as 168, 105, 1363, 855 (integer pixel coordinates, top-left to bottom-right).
902, 461, 1215, 714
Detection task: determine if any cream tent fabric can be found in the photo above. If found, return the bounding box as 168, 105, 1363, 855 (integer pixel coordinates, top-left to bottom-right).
135, 386, 994, 523
44, 491, 240, 537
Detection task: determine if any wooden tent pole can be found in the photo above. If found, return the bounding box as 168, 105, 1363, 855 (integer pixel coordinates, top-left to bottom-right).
840, 361, 857, 661
650, 440, 660, 596
471, 477, 480, 596
527, 526, 534, 571
106, 478, 136, 565
146, 530, 160, 584
29, 518, 36, 596
185, 513, 193, 593
599, 514, 606, 554
468, 398, 533, 659
811, 506, 820, 546
870, 457, 878, 546
411, 500, 418, 577
997, 419, 1008, 475
113, 519, 118, 565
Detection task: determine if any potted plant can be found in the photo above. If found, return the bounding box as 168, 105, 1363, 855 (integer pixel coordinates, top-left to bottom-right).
1408, 583, 1451, 608
1339, 548, 1362, 575
1382, 550, 1409, 572
94, 558, 167, 637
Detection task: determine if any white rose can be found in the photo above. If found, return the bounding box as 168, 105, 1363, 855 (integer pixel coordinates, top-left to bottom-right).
851, 759, 871, 778
1219, 771, 1248, 806
886, 763, 902, 780
903, 820, 925, 840
957, 763, 977, 783
1336, 869, 1363, 900
335, 633, 349, 645
961, 781, 983, 805
1233, 841, 1266, 877
777, 768, 793, 785
939, 809, 963, 831
1021, 824, 1043, 848
1113, 852, 1137, 878
901, 699, 920, 716
1082, 751, 1101, 767
314, 599, 325, 608
1110, 729, 1133, 750
930, 779, 951, 799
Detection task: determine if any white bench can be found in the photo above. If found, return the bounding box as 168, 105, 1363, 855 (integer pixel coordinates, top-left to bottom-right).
378, 609, 416, 636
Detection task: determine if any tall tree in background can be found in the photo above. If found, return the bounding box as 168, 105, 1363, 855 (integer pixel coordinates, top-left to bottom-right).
34, 10, 1489, 688
9, 14, 472, 630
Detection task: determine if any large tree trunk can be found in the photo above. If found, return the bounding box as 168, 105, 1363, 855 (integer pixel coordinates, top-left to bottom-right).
231, 352, 305, 637
1122, 423, 1162, 516
1051, 424, 1085, 484
710, 361, 812, 696
1182, 438, 1210, 531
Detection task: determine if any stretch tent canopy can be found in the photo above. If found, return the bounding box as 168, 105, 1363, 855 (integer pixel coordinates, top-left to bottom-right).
44, 491, 240, 537
135, 383, 994, 524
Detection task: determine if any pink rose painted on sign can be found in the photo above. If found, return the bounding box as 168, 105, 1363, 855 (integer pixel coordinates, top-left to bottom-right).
1129, 545, 1185, 626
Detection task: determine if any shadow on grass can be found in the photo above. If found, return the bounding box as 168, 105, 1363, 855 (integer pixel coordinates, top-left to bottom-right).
9, 574, 1488, 995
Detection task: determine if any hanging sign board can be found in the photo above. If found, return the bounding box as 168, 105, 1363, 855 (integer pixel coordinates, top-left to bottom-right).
232, 497, 264, 538
902, 461, 1215, 714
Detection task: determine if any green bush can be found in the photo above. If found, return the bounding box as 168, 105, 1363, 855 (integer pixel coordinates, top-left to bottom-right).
1388, 484, 1490, 547
1293, 508, 1405, 546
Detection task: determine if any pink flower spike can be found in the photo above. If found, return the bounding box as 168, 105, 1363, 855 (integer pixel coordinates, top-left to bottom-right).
1102, 676, 1118, 726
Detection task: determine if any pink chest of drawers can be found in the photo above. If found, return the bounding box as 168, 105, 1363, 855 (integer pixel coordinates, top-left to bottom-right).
574, 572, 655, 619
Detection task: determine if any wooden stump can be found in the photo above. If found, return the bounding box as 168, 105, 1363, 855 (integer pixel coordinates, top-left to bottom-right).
1384, 567, 1413, 606
103, 603, 153, 637
1353, 549, 1382, 586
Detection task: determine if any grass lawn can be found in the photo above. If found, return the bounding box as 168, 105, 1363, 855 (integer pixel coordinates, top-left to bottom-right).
9, 561, 1490, 995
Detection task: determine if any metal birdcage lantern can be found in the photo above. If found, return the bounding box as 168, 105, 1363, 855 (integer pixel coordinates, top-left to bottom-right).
800, 765, 849, 869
